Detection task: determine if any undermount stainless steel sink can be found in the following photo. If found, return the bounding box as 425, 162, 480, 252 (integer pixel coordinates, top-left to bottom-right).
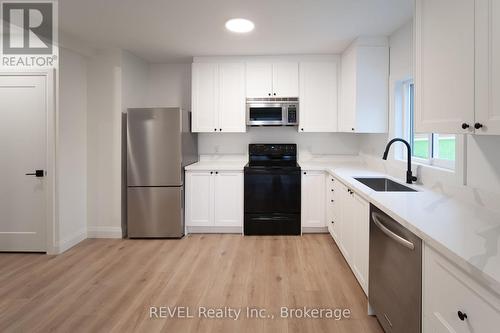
354, 177, 417, 192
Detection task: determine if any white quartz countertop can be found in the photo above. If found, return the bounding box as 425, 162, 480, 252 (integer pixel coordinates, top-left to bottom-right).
302, 160, 500, 296
185, 156, 247, 171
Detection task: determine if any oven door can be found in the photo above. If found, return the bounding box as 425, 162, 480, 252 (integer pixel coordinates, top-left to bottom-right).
244, 167, 301, 213
246, 104, 284, 126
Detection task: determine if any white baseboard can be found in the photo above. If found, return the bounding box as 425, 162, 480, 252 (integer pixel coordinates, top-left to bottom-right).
55, 228, 87, 254
87, 226, 123, 238
302, 227, 329, 233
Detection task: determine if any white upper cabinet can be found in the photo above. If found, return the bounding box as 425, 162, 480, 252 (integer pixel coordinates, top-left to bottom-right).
245, 63, 273, 98
218, 63, 246, 132
246, 62, 299, 97
475, 0, 500, 135
192, 63, 219, 132
272, 62, 299, 97
299, 61, 339, 132
415, 0, 475, 134
191, 62, 246, 133
339, 39, 389, 133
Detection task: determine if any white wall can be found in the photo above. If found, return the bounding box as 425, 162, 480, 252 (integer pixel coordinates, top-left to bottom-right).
57, 48, 88, 251
122, 50, 149, 110
146, 63, 191, 109
86, 49, 123, 237
198, 129, 360, 156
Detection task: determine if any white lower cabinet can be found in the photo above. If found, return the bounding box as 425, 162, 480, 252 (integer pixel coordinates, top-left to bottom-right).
301, 171, 326, 229
423, 244, 500, 332
328, 175, 369, 295
185, 171, 243, 231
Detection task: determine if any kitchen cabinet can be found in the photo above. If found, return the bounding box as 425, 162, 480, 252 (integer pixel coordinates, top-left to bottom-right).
185, 171, 243, 230
415, 0, 475, 134
475, 0, 500, 134
301, 171, 326, 229
352, 193, 369, 294
192, 62, 245, 133
423, 244, 500, 332
329, 176, 369, 295
246, 62, 299, 98
299, 61, 339, 132
339, 40, 389, 133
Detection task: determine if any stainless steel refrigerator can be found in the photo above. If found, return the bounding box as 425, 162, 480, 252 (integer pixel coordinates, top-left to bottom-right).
126, 108, 197, 238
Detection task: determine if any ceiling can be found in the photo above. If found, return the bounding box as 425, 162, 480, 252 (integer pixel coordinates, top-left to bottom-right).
59, 0, 413, 63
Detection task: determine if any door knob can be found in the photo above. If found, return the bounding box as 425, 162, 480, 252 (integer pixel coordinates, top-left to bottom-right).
25, 170, 44, 177
474, 123, 483, 129
461, 123, 470, 129
457, 311, 467, 321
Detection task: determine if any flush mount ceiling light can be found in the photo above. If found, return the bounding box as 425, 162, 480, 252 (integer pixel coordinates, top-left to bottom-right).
225, 18, 255, 33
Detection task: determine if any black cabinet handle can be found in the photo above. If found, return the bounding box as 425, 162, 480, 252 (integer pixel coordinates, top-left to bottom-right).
25, 170, 44, 177
330, 199, 334, 202
219, 128, 222, 131
474, 123, 483, 129
210, 171, 213, 174
215, 171, 218, 175
351, 128, 355, 131
303, 172, 307, 175
214, 128, 217, 131
273, 93, 276, 96
457, 311, 467, 321
461, 123, 470, 129
301, 128, 304, 131
331, 189, 334, 192
268, 93, 271, 96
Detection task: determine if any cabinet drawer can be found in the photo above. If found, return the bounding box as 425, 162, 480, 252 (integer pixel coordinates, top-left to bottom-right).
423, 245, 500, 333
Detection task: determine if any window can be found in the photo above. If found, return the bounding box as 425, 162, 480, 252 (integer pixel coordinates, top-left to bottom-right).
401, 81, 456, 169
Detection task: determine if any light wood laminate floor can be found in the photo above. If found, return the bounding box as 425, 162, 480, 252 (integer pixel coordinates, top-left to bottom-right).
0, 234, 382, 333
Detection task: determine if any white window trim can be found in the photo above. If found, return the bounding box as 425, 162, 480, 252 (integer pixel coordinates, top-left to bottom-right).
392, 79, 466, 185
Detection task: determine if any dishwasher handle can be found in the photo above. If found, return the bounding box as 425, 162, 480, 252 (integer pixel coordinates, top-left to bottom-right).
372, 212, 415, 250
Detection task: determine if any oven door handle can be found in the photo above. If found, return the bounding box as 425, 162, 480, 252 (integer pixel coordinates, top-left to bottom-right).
372, 212, 415, 250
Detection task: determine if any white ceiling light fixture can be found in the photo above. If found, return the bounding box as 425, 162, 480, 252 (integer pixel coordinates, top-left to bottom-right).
225, 18, 255, 33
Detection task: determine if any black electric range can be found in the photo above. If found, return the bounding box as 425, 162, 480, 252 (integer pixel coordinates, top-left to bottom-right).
244, 144, 301, 235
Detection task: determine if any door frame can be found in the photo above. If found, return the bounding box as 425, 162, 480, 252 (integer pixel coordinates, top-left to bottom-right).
0, 70, 57, 254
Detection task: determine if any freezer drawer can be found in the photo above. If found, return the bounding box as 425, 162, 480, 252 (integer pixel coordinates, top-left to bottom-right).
127, 187, 183, 238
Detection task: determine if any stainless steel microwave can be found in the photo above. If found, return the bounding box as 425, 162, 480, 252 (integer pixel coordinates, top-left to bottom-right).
246, 98, 299, 126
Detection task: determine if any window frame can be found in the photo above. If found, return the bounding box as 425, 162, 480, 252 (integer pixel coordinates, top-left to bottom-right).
401, 81, 456, 170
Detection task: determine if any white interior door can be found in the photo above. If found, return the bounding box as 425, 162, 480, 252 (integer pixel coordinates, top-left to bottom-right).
0, 75, 47, 252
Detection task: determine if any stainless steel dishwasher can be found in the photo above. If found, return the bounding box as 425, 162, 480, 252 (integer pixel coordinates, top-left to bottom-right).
369, 204, 422, 333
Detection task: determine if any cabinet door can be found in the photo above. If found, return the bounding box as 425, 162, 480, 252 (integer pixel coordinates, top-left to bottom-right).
213, 172, 243, 227
338, 183, 354, 264
339, 46, 357, 132
272, 62, 299, 97
192, 63, 219, 132
299, 61, 338, 132
185, 172, 213, 226
352, 194, 369, 295
301, 171, 326, 228
219, 63, 246, 132
475, 0, 500, 135
246, 63, 273, 98
415, 0, 475, 134
423, 245, 500, 333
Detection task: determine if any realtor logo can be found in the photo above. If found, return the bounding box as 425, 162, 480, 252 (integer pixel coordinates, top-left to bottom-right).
2, 2, 53, 54
1, 1, 57, 67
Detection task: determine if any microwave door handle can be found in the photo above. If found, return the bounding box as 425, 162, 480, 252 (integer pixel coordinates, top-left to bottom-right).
372, 212, 415, 250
